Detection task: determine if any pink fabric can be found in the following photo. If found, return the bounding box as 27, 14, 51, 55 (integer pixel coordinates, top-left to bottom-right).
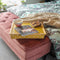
0, 12, 51, 60
0, 12, 19, 31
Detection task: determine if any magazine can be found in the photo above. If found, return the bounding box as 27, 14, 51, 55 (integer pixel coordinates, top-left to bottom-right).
15, 25, 38, 36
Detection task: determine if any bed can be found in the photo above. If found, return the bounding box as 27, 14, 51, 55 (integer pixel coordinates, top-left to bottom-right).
7, 0, 60, 59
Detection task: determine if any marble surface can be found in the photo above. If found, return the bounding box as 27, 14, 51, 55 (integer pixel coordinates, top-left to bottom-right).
0, 38, 19, 60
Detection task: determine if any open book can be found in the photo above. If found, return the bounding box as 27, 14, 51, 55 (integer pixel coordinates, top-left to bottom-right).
15, 25, 38, 36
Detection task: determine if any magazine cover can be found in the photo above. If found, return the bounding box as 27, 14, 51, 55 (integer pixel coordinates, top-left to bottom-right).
15, 25, 38, 36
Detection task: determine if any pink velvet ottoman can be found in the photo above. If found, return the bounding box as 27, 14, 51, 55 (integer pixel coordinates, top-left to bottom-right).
0, 12, 51, 60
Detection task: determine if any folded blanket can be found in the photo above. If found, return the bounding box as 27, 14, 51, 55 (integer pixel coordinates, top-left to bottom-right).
19, 13, 60, 28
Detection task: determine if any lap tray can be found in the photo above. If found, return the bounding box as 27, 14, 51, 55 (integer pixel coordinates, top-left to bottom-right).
9, 22, 46, 39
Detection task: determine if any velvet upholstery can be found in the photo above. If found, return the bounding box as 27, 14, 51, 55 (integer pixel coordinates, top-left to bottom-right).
0, 12, 51, 60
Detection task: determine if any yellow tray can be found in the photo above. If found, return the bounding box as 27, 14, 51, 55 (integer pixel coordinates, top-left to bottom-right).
9, 22, 46, 39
